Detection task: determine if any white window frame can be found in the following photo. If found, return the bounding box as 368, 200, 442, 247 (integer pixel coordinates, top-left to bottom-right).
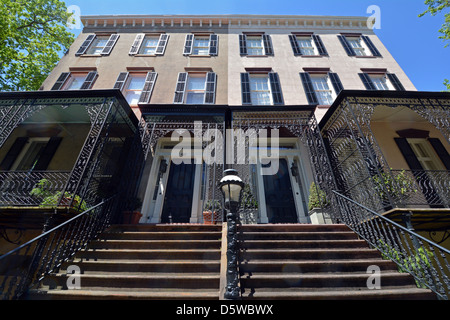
296, 36, 317, 56
185, 73, 207, 104
192, 36, 210, 55
249, 74, 273, 106
246, 36, 265, 56
85, 36, 109, 55
139, 36, 160, 55
369, 74, 394, 91
310, 74, 335, 105
63, 73, 88, 90
346, 36, 368, 56
123, 73, 147, 106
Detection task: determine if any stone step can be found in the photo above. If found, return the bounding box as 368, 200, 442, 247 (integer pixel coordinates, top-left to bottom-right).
240, 248, 381, 260
63, 259, 221, 274
78, 248, 221, 260
29, 288, 220, 300
240, 287, 436, 300
42, 273, 220, 290
239, 231, 358, 241
239, 271, 417, 288
99, 231, 222, 241
239, 259, 398, 274
88, 239, 221, 250
108, 224, 222, 232
239, 239, 368, 249
238, 224, 351, 232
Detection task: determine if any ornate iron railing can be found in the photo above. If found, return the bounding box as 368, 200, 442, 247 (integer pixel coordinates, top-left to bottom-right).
0, 196, 118, 300
389, 170, 450, 208
0, 171, 71, 207
332, 190, 450, 300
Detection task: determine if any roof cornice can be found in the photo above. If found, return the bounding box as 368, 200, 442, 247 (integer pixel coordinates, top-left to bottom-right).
80, 14, 371, 30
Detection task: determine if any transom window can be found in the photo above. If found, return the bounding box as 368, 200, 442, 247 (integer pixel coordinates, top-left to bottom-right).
192, 36, 210, 55
246, 36, 264, 56
297, 37, 316, 55
310, 75, 334, 105
124, 74, 146, 105
139, 36, 159, 55
185, 74, 207, 104
249, 75, 272, 105
86, 36, 109, 55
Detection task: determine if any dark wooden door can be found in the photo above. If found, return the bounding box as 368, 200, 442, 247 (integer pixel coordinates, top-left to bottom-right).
161, 162, 196, 223
262, 159, 298, 223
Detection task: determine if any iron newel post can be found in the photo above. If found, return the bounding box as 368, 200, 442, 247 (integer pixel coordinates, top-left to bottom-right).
219, 169, 244, 300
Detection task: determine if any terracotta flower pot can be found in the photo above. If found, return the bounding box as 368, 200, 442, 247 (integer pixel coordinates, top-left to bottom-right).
122, 211, 143, 224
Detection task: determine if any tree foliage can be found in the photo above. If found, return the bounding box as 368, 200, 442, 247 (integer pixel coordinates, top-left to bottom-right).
0, 0, 74, 91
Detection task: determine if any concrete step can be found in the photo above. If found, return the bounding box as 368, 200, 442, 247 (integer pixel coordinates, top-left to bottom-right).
107, 224, 222, 232
239, 231, 358, 241
62, 259, 221, 274
88, 239, 222, 250
78, 248, 221, 260
238, 224, 351, 232
240, 287, 436, 300
29, 288, 220, 300
239, 271, 417, 288
240, 248, 381, 260
239, 259, 398, 274
99, 231, 222, 241
239, 239, 368, 249
42, 273, 220, 290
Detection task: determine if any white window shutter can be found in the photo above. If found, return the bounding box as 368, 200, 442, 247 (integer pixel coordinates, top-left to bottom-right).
156, 34, 169, 55
129, 34, 145, 55
75, 34, 96, 56
101, 34, 120, 56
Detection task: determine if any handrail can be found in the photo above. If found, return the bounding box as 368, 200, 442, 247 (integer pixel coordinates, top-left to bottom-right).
0, 195, 118, 300
332, 190, 450, 300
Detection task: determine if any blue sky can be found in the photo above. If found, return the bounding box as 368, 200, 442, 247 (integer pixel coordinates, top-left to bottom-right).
67, 0, 449, 91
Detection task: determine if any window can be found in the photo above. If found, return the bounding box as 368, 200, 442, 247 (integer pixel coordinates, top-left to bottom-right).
241, 71, 283, 105
114, 71, 158, 105
51, 71, 98, 91
174, 72, 217, 104
289, 34, 328, 56
0, 137, 62, 171
192, 36, 210, 55
338, 34, 381, 57
300, 71, 343, 105
310, 75, 334, 105
249, 74, 272, 105
359, 72, 405, 91
407, 139, 445, 171
239, 34, 274, 56
129, 34, 169, 56
183, 34, 218, 56
75, 34, 120, 56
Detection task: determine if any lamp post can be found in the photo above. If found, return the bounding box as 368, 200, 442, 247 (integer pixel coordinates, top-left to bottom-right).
218, 169, 244, 300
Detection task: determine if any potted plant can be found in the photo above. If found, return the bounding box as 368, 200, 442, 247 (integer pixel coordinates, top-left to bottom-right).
122, 197, 143, 224
203, 200, 221, 224
30, 179, 88, 213
240, 184, 259, 224
308, 183, 331, 225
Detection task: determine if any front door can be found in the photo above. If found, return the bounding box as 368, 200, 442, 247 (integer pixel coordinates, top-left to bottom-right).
160, 162, 196, 223
262, 159, 298, 223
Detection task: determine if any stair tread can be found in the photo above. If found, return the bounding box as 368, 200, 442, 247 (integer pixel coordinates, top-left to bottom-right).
240, 271, 413, 279
49, 273, 220, 279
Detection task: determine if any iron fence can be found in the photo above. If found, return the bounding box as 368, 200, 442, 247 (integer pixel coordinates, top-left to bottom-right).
333, 190, 450, 300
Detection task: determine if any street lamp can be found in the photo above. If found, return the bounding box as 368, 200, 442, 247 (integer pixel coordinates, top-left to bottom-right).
218, 169, 244, 300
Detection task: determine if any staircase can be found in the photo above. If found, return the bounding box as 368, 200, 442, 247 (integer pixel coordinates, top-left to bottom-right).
238, 224, 436, 300
29, 224, 222, 300
28, 223, 436, 300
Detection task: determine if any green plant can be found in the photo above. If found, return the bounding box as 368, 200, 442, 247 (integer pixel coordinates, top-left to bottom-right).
30, 179, 88, 213
241, 185, 258, 209
204, 200, 221, 212
378, 239, 434, 288
308, 183, 329, 211
372, 169, 418, 202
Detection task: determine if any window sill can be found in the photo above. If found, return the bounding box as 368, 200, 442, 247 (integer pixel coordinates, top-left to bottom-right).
300, 55, 328, 58
244, 55, 269, 58
78, 54, 102, 58
354, 55, 379, 59
188, 55, 212, 58
134, 54, 158, 57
